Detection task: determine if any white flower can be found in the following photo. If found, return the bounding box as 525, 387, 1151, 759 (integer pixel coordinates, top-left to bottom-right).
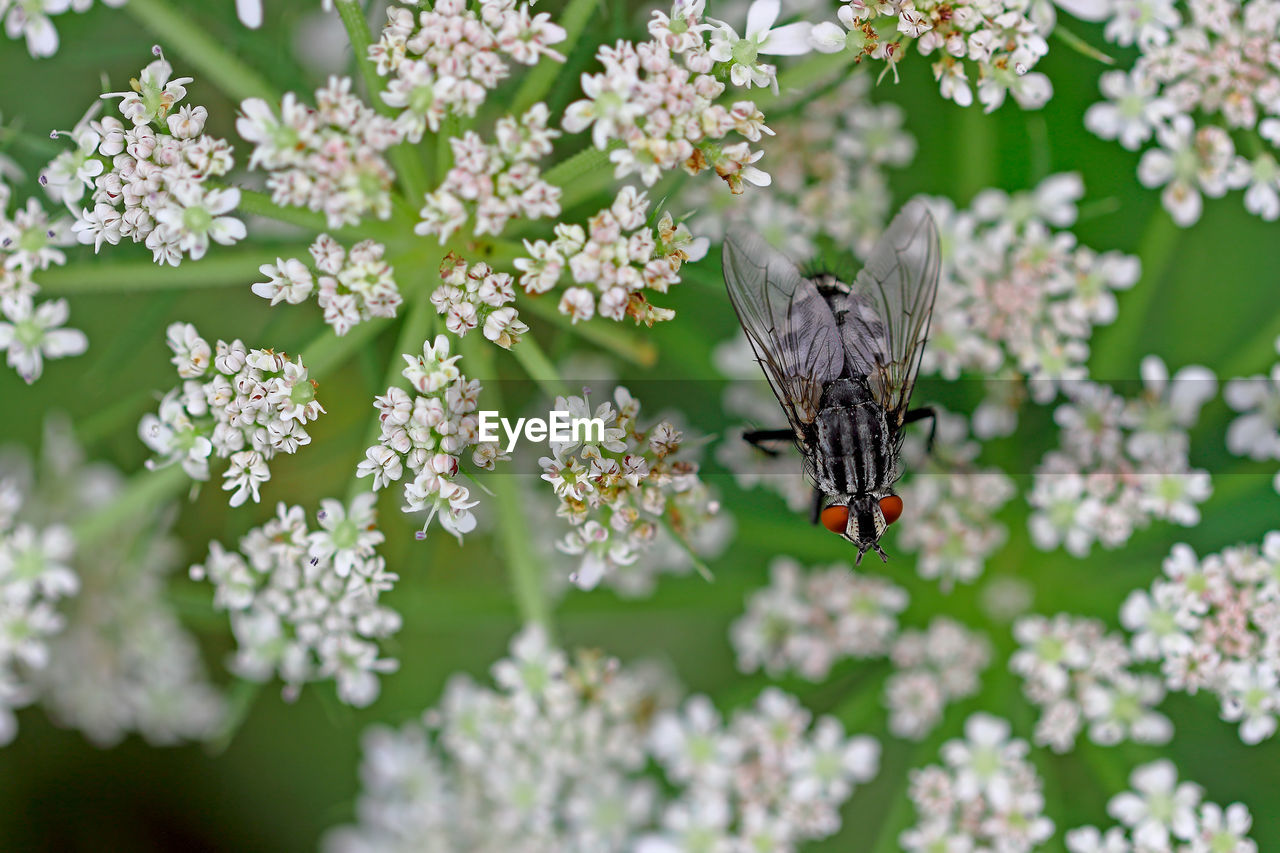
222, 450, 270, 507
1219, 663, 1279, 745
1065, 825, 1133, 853
941, 712, 1024, 807
1241, 154, 1280, 221
1190, 803, 1257, 853
1107, 760, 1202, 846
0, 294, 87, 383
253, 257, 315, 305
356, 445, 403, 490
153, 185, 245, 263
1224, 353, 1280, 461
708, 0, 813, 89
1084, 70, 1174, 151
1137, 116, 1243, 227
1, 0, 65, 57
102, 58, 193, 126
308, 494, 385, 578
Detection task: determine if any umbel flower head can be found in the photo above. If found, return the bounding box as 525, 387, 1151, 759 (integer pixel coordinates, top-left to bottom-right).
61, 53, 245, 266
0, 417, 222, 747
191, 496, 398, 707
140, 322, 326, 507
357, 334, 501, 541
326, 626, 881, 852
539, 385, 723, 590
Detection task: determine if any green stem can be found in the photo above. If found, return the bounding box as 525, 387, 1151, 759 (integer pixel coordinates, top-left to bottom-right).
512, 335, 570, 399
36, 247, 306, 294
1090, 210, 1181, 378
464, 336, 554, 631
517, 294, 658, 367
0, 121, 62, 158
1052, 24, 1116, 65
237, 189, 331, 233
122, 0, 278, 103
754, 51, 858, 112
656, 514, 714, 582
544, 145, 617, 210
301, 316, 394, 378
75, 388, 156, 447
511, 0, 600, 114
206, 678, 263, 755
1219, 313, 1280, 377
491, 470, 554, 631
955, 103, 996, 203
71, 464, 188, 546
334, 0, 389, 110
346, 293, 435, 502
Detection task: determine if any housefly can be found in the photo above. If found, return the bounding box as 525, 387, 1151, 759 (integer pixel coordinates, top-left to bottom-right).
722, 201, 941, 563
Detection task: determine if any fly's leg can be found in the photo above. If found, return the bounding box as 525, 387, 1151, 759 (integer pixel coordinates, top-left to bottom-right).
742, 427, 794, 458
810, 487, 824, 526
903, 406, 938, 454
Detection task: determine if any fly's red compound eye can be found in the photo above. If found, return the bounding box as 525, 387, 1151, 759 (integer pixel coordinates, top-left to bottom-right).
820, 505, 849, 534
879, 495, 903, 525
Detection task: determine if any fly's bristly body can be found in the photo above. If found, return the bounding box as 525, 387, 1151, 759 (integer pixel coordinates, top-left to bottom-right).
722, 201, 942, 564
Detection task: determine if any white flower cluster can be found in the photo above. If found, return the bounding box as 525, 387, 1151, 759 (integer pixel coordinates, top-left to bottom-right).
416, 104, 561, 244
920, 174, 1141, 411
139, 322, 326, 507
1027, 359, 1215, 557
645, 687, 880, 851
900, 713, 1054, 853
895, 408, 1016, 589
252, 234, 401, 337
1123, 535, 1280, 745
0, 417, 222, 747
432, 253, 528, 349
0, 512, 77, 746
810, 0, 1053, 111
1224, 337, 1280, 495
886, 617, 991, 740
191, 495, 399, 708
357, 335, 501, 541
682, 75, 916, 261
369, 0, 566, 142
515, 186, 708, 327
564, 6, 773, 192
1067, 760, 1257, 853
1011, 613, 1173, 753
238, 76, 402, 228
541, 387, 723, 591
325, 627, 880, 853
0, 184, 85, 383
1081, 0, 1280, 225
730, 556, 908, 680
59, 57, 245, 267
0, 0, 125, 58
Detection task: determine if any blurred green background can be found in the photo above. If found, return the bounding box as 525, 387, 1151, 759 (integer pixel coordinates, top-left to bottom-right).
1, 1, 1280, 850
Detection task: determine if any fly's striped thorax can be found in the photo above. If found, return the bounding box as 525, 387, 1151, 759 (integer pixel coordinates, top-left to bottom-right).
811, 397, 893, 497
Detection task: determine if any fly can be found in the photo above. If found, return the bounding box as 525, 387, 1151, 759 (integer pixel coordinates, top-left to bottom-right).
722, 201, 941, 564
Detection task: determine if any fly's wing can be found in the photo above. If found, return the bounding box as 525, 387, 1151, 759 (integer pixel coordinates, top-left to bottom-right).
846, 200, 941, 421
722, 227, 843, 445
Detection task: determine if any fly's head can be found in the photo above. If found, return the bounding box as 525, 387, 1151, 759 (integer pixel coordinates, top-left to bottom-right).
819, 493, 904, 564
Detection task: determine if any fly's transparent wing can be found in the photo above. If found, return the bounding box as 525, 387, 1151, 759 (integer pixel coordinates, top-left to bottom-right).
847, 200, 941, 420
722, 227, 843, 442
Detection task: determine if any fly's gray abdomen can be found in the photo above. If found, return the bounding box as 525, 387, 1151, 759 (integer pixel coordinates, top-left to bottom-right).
812, 400, 893, 496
